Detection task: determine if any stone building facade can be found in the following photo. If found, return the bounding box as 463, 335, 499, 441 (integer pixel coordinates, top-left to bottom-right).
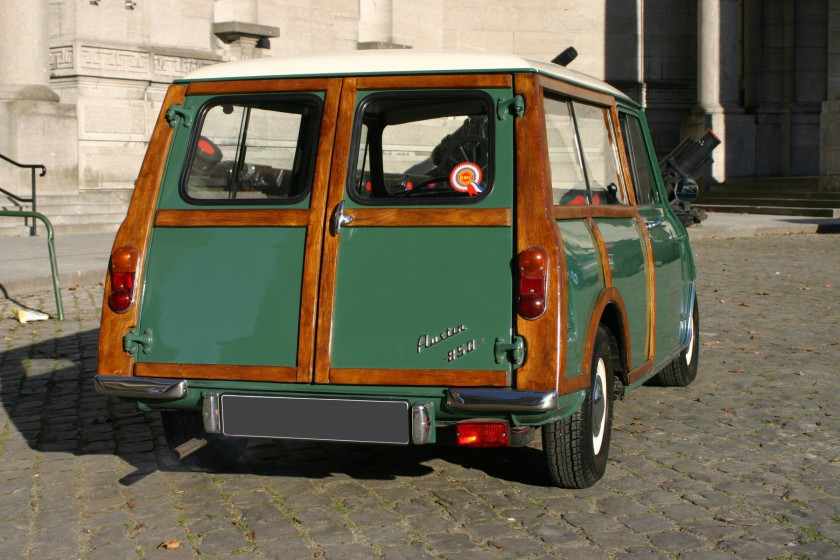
0, 0, 837, 234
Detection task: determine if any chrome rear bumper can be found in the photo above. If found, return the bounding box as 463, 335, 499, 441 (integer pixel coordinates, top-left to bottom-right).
94, 375, 187, 400
446, 388, 557, 412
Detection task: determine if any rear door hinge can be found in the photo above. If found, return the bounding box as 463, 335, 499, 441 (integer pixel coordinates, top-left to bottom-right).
494, 335, 526, 368
497, 95, 525, 120
124, 327, 153, 356
165, 105, 193, 128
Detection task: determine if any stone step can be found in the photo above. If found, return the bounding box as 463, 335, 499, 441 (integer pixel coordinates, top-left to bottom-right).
35, 202, 130, 215
51, 222, 121, 236
693, 204, 840, 218
32, 189, 134, 205
694, 195, 840, 208
41, 212, 126, 226
705, 176, 829, 194
0, 188, 130, 237
0, 221, 33, 237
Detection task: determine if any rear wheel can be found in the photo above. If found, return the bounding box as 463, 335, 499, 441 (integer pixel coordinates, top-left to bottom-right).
161, 410, 247, 472
650, 296, 699, 387
543, 326, 616, 488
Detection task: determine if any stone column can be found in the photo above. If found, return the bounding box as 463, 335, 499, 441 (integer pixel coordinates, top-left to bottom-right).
0, 0, 57, 101
820, 1, 840, 191
0, 0, 78, 205
357, 0, 410, 50
685, 0, 751, 182
686, 0, 727, 182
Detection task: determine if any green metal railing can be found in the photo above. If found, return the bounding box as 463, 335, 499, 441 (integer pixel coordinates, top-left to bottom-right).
0, 210, 64, 321
0, 153, 47, 237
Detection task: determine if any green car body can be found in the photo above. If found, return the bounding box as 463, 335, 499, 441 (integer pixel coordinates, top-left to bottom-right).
96, 51, 698, 487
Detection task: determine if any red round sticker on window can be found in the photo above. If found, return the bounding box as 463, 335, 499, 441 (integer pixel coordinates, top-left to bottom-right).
449, 162, 484, 196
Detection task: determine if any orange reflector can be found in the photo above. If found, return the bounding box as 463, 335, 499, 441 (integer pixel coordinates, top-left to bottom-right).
110, 246, 139, 273
519, 246, 547, 275
455, 420, 510, 447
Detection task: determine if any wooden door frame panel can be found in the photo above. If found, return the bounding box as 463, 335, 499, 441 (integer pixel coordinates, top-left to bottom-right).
98, 84, 187, 378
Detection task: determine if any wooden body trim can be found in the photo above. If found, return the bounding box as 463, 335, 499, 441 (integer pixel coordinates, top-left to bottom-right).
581, 287, 633, 375
186, 78, 332, 96
635, 215, 657, 362
154, 209, 310, 228
628, 360, 655, 384
356, 74, 512, 90
586, 217, 613, 287
554, 205, 638, 219
345, 207, 511, 227
513, 73, 566, 393
295, 78, 344, 382
135, 363, 298, 382
539, 74, 614, 107
98, 84, 187, 378
558, 373, 590, 395
313, 78, 359, 384
329, 369, 507, 387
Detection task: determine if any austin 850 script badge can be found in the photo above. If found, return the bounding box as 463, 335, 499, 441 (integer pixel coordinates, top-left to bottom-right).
417, 324, 467, 354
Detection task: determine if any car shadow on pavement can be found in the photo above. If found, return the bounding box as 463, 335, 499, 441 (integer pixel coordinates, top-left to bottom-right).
2, 328, 554, 488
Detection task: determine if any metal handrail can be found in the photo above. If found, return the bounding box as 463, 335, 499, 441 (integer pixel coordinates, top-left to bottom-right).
0, 210, 64, 320
0, 153, 47, 236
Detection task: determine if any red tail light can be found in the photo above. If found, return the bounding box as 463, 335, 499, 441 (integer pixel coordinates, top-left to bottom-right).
456, 420, 510, 447
517, 246, 548, 320
108, 246, 139, 313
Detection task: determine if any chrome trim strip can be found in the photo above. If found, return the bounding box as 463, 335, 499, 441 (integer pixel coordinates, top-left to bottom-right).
411, 402, 432, 445
446, 388, 557, 412
94, 375, 188, 400
203, 393, 220, 433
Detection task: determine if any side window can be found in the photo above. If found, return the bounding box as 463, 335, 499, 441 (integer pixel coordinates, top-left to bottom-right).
574, 103, 626, 205
544, 97, 587, 204
182, 96, 322, 204
350, 93, 493, 203
620, 113, 658, 205
545, 95, 626, 206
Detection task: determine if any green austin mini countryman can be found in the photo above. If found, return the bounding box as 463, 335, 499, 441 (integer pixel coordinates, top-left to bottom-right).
95, 50, 699, 488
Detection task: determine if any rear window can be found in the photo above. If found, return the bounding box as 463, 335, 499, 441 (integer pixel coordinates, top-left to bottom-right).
181, 95, 322, 204
349, 92, 494, 204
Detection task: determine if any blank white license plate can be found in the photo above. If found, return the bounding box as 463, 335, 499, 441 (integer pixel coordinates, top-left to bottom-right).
220, 395, 410, 444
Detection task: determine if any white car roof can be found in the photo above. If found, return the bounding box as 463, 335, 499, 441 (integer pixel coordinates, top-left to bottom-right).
181, 50, 631, 103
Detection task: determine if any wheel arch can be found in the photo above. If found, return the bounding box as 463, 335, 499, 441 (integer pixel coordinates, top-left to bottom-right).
581, 287, 632, 385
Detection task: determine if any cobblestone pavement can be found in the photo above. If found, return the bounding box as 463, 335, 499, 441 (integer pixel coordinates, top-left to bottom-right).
1, 234, 838, 560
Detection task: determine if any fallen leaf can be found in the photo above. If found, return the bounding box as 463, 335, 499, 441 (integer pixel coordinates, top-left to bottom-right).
719, 299, 726, 303
157, 539, 181, 550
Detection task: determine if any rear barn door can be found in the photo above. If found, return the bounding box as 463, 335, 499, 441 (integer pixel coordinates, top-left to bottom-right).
314, 77, 517, 387
134, 80, 340, 382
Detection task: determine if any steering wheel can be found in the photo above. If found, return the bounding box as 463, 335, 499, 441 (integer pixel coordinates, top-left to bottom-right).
437, 135, 489, 175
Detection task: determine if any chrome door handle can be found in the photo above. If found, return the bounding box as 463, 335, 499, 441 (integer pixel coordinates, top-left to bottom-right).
331, 200, 353, 235
644, 220, 663, 230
